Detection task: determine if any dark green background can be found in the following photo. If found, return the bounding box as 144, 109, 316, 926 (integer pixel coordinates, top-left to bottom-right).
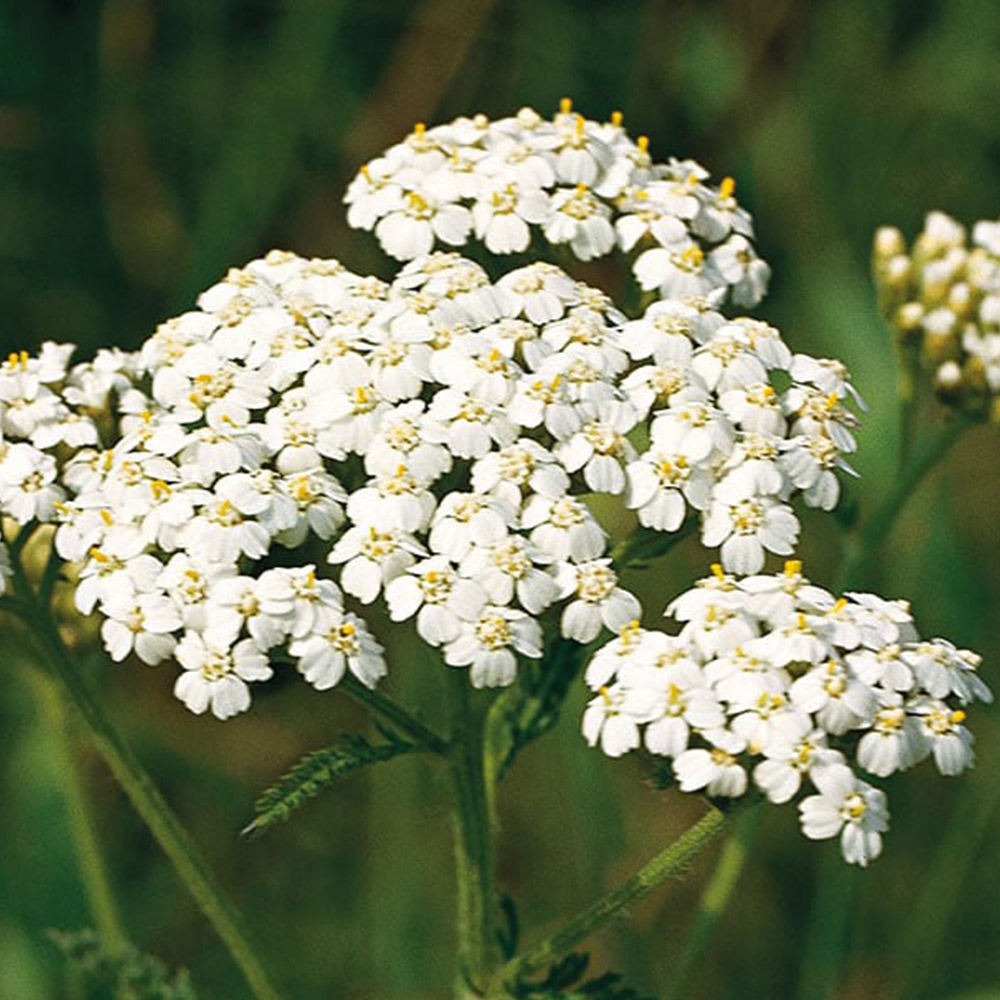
2, 1, 1000, 997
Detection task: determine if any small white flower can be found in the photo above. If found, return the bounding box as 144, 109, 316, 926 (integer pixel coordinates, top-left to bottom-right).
444, 606, 543, 688
673, 729, 748, 797
557, 560, 641, 643
799, 764, 889, 867
328, 525, 425, 604
384, 556, 487, 645
582, 685, 643, 757
173, 633, 273, 721
99, 591, 182, 665
289, 613, 387, 690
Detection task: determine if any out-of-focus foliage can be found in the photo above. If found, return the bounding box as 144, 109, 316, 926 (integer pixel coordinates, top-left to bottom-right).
2, 1, 1000, 997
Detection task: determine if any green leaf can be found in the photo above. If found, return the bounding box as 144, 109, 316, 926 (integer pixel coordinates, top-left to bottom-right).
243, 726, 419, 835
47, 928, 200, 1000
514, 951, 656, 1000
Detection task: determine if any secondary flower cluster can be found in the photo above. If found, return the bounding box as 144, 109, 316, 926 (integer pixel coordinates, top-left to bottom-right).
582, 562, 991, 864
345, 100, 770, 307
874, 210, 1000, 413
8, 246, 858, 718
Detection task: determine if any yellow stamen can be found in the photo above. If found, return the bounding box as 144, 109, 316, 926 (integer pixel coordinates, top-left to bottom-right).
637, 135, 649, 152
407, 191, 429, 212
832, 598, 848, 614
559, 97, 572, 114
680, 245, 704, 268
99, 509, 114, 527
413, 122, 426, 136
784, 559, 802, 577
719, 176, 736, 200
953, 710, 967, 724
710, 563, 725, 581
610, 110, 623, 126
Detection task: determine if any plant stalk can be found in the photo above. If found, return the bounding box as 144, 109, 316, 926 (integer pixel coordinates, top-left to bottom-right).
448, 673, 497, 996
31, 670, 125, 952
9, 585, 287, 1000
665, 804, 763, 1000
341, 673, 449, 754
490, 805, 727, 994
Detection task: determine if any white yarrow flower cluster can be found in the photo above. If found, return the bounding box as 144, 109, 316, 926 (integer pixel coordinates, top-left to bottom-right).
345, 100, 771, 308
1, 244, 862, 716
582, 561, 991, 865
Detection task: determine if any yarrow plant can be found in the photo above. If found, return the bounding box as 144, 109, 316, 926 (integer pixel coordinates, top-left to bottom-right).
1, 101, 991, 1000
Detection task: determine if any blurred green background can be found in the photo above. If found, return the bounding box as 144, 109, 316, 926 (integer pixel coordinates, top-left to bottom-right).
3, 0, 1000, 997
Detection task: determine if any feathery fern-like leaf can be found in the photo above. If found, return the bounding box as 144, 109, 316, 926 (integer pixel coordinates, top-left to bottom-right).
244, 726, 419, 835
48, 928, 201, 1000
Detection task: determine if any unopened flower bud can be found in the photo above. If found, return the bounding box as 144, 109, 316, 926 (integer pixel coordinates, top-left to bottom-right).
894, 301, 924, 339
948, 281, 972, 320
874, 225, 905, 260
934, 359, 963, 397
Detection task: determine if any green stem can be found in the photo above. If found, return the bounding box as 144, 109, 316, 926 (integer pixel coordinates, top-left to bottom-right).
448, 673, 497, 996
837, 419, 967, 590
31, 670, 125, 951
490, 805, 727, 994
665, 804, 763, 1000
13, 595, 287, 1000
341, 674, 449, 754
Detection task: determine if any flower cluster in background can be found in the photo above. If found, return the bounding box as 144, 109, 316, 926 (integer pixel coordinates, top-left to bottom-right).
583, 562, 992, 864
873, 210, 1000, 413
345, 100, 770, 307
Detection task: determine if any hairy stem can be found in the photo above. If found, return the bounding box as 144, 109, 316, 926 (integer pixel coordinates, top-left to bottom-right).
31, 670, 125, 951
341, 673, 450, 753
665, 804, 763, 1000
491, 805, 727, 993
448, 674, 497, 996
9, 585, 287, 1000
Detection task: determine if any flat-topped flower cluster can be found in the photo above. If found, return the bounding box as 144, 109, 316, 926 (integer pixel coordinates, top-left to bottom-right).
583, 562, 991, 865
345, 100, 770, 308
874, 210, 1000, 410
0, 245, 858, 719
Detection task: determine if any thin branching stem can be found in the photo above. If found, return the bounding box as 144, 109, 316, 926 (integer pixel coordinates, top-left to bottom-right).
665, 804, 764, 1000
490, 805, 728, 995
448, 674, 497, 996
6, 551, 288, 1000
341, 673, 450, 754
30, 670, 126, 953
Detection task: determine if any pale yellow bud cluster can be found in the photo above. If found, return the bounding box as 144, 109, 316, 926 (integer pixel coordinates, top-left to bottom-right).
873, 211, 1000, 416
